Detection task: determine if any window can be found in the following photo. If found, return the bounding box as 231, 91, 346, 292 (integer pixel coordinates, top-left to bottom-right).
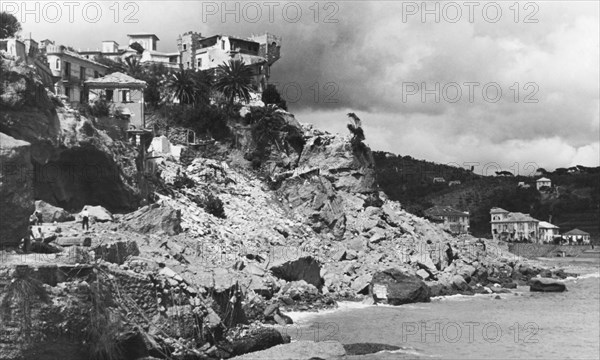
55, 58, 60, 69
197, 58, 202, 68
80, 66, 86, 81
221, 40, 225, 50
121, 89, 130, 102
105, 89, 114, 102
64, 61, 71, 77
65, 87, 71, 100
187, 61, 190, 68
94, 71, 99, 78
183, 44, 187, 50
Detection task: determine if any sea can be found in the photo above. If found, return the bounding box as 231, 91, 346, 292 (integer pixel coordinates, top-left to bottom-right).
285, 257, 600, 359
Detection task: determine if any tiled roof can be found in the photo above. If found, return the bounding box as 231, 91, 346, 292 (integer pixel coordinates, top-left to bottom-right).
538, 221, 559, 229
537, 177, 551, 182
490, 207, 509, 213
424, 205, 468, 218
563, 228, 589, 236
85, 72, 146, 88
493, 212, 539, 223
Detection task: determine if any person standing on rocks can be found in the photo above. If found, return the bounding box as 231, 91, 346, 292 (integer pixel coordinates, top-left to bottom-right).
81, 207, 90, 231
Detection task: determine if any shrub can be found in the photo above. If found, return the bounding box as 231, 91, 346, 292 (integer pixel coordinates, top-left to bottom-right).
203, 192, 226, 219
261, 84, 287, 110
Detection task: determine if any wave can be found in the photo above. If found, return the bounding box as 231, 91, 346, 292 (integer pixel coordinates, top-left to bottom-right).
287, 301, 375, 322
563, 272, 600, 281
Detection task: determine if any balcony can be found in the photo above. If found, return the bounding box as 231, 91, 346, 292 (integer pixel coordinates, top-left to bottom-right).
62, 73, 81, 85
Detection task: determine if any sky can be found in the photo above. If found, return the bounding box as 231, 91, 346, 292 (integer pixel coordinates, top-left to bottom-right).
6, 0, 599, 173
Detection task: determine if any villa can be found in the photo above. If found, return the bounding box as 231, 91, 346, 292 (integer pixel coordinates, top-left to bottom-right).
178, 31, 281, 93
490, 207, 540, 242
424, 205, 470, 234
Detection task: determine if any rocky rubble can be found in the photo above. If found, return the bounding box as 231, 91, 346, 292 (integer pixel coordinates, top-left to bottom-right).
1, 64, 572, 359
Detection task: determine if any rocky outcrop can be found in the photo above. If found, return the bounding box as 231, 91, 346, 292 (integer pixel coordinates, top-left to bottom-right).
277, 174, 346, 237
297, 128, 376, 193
0, 133, 34, 247
35, 200, 74, 222
121, 203, 182, 235
529, 278, 567, 292
1, 59, 143, 213
370, 268, 431, 305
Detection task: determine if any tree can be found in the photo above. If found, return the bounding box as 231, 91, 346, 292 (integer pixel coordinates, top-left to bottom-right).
166, 65, 197, 105
261, 84, 287, 110
95, 56, 125, 74
129, 41, 144, 54
192, 69, 214, 106
142, 62, 168, 108
0, 12, 21, 38
347, 112, 365, 142
123, 56, 143, 78
214, 59, 254, 106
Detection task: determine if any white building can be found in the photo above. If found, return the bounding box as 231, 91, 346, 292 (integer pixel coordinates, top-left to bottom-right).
536, 177, 552, 190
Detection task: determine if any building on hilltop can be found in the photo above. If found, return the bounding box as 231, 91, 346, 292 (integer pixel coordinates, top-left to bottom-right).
79, 33, 180, 69
46, 44, 109, 106
536, 177, 551, 190
490, 207, 540, 242
424, 205, 470, 234
177, 31, 282, 93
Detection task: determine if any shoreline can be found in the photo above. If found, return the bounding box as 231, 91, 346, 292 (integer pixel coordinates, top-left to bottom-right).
287, 257, 600, 324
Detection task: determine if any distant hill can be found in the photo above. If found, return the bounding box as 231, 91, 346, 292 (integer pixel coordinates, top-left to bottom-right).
374, 152, 600, 241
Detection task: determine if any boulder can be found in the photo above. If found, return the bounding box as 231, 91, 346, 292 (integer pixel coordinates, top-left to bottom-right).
369, 268, 431, 305
35, 200, 73, 223
529, 278, 567, 292
93, 240, 140, 265
82, 205, 113, 222
344, 343, 402, 356
351, 273, 372, 294
381, 203, 402, 227
230, 327, 291, 357
121, 203, 182, 235
0, 133, 34, 247
269, 256, 323, 288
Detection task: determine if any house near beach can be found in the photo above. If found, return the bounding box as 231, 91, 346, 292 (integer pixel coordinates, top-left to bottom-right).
490, 207, 540, 242
538, 221, 560, 243
562, 228, 591, 245
424, 205, 470, 234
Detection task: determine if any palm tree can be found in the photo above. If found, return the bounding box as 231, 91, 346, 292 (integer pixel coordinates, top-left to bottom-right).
123, 56, 143, 79
214, 59, 254, 106
166, 65, 197, 106
192, 69, 214, 106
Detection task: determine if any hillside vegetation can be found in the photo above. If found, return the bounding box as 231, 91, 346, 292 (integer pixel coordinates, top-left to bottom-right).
374, 152, 600, 240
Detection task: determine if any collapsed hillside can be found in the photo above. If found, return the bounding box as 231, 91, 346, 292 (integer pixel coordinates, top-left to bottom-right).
0, 54, 566, 359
